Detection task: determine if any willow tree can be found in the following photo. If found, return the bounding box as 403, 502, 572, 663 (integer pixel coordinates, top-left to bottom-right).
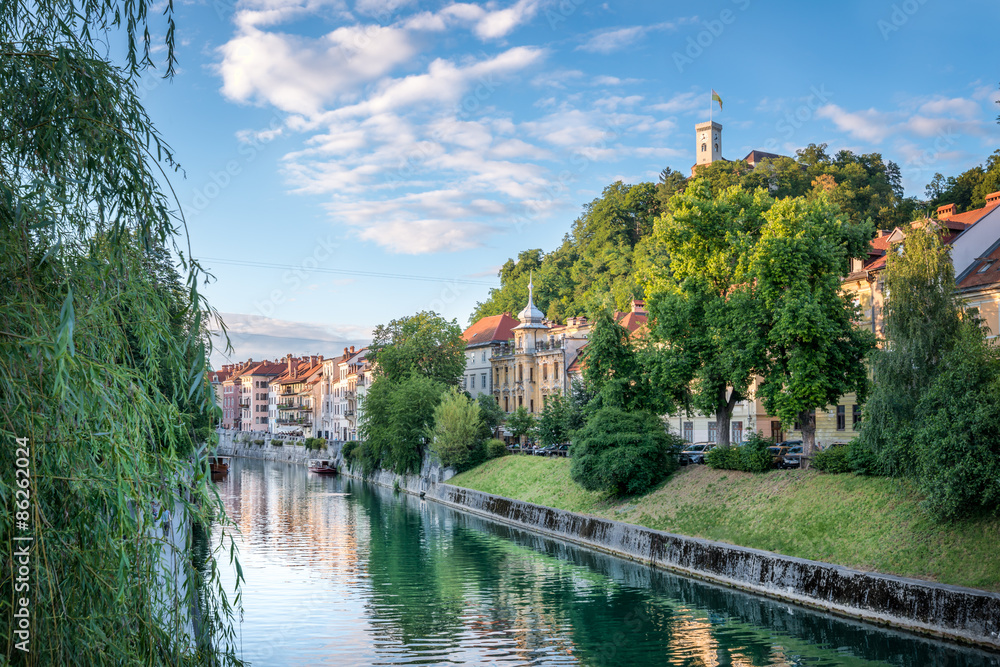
1, 0, 242, 663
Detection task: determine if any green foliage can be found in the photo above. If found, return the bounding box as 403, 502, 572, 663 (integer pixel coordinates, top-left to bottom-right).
813, 445, 852, 473
271, 439, 283, 446
341, 440, 359, 459
857, 226, 1000, 520
705, 433, 773, 473
430, 387, 485, 471
535, 394, 571, 446
254, 439, 265, 446
486, 438, 508, 459
645, 183, 774, 445
925, 149, 1000, 212
476, 393, 506, 441
580, 309, 666, 413
857, 226, 963, 475
505, 406, 535, 441
359, 373, 448, 474
570, 408, 681, 497
749, 194, 876, 453
470, 181, 662, 322
369, 311, 466, 386
0, 0, 243, 658
303, 437, 327, 451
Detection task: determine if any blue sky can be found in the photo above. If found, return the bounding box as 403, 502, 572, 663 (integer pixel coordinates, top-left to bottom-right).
133, 0, 1000, 368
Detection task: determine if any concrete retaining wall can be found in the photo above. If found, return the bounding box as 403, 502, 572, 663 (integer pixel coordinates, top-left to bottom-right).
425, 484, 1000, 651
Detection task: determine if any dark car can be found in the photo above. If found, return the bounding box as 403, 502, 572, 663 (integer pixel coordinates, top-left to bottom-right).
679, 442, 714, 465
781, 445, 804, 469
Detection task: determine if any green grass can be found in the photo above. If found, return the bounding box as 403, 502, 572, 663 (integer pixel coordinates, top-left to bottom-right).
448, 456, 1000, 591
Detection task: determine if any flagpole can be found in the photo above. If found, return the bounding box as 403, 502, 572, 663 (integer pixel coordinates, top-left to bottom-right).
710, 89, 713, 123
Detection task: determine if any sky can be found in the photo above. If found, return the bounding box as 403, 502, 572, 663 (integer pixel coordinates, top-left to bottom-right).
130, 0, 1000, 368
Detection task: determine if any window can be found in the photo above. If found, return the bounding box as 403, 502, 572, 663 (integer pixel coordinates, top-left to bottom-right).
771, 421, 783, 442
529, 367, 533, 382
504, 396, 509, 412
836, 405, 846, 431
542, 364, 547, 380
852, 404, 862, 428
554, 363, 559, 380
683, 421, 693, 442
731, 421, 743, 443
481, 373, 487, 388
701, 142, 707, 153
482, 351, 487, 362
977, 260, 995, 273
518, 396, 523, 408
708, 421, 718, 443
530, 399, 534, 413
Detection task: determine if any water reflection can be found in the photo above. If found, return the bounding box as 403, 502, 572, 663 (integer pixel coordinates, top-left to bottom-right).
214, 458, 999, 667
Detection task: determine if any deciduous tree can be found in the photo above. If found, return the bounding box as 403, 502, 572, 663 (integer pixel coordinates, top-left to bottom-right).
369, 311, 465, 386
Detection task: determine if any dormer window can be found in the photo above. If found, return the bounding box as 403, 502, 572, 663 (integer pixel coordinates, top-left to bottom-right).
977, 260, 995, 273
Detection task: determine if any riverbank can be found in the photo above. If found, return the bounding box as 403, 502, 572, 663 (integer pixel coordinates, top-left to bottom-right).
449, 456, 1000, 593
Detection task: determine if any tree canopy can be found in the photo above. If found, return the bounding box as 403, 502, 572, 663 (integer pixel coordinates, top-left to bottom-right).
369, 311, 466, 385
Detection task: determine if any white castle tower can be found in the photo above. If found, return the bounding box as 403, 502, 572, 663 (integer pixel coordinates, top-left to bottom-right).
695, 120, 722, 168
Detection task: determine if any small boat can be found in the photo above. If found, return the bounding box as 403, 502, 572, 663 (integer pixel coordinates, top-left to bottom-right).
308, 459, 337, 475
209, 456, 230, 478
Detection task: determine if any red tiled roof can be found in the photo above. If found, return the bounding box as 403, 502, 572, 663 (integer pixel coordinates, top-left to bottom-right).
616, 310, 648, 333
958, 244, 1000, 290
943, 202, 998, 226
463, 313, 519, 346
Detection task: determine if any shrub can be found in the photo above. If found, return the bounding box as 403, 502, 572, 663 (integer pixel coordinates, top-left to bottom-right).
706, 432, 772, 473
253, 439, 265, 446
486, 438, 507, 459
813, 444, 853, 473
429, 387, 484, 471
342, 440, 359, 459
271, 439, 282, 446
570, 407, 682, 497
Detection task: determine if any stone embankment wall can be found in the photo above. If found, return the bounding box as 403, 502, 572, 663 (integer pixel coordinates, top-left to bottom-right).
215, 430, 998, 650
424, 484, 1000, 651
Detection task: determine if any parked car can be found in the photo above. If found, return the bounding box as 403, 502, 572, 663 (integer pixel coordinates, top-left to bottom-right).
767, 445, 789, 468
679, 442, 714, 465
552, 443, 570, 457
780, 445, 804, 469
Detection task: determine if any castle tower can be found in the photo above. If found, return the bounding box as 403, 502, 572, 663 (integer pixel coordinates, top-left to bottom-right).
695, 120, 722, 168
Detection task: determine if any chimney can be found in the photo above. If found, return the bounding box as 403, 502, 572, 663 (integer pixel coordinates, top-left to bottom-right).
310, 355, 317, 365
350, 345, 355, 354
344, 347, 349, 356
937, 203, 956, 220
632, 299, 647, 314
987, 191, 1000, 207
287, 353, 293, 376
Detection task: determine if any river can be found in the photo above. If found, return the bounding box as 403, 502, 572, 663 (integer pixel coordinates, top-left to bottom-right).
212, 457, 999, 666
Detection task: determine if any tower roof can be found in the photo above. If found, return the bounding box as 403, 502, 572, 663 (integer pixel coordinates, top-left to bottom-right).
513, 272, 547, 330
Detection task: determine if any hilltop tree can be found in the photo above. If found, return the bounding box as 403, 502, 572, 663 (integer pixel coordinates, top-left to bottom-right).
926, 150, 1000, 213
645, 182, 774, 446
369, 311, 465, 385
749, 194, 876, 460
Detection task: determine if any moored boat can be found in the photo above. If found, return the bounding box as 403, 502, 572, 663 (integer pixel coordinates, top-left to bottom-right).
209, 456, 230, 478
308, 459, 337, 475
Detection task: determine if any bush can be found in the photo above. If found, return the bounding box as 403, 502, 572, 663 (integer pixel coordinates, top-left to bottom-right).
429, 387, 484, 472
486, 438, 507, 459
813, 444, 853, 473
271, 439, 282, 446
342, 440, 359, 459
706, 432, 773, 473
253, 439, 265, 446
570, 407, 681, 497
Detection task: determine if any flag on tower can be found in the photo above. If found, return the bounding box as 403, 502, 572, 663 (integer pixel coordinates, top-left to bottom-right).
712, 89, 723, 111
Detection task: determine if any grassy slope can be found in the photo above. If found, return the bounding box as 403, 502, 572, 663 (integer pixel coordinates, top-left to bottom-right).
448, 456, 1000, 591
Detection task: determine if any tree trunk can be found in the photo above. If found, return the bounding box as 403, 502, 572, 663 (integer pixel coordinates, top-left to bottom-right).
799, 409, 817, 469
715, 388, 741, 447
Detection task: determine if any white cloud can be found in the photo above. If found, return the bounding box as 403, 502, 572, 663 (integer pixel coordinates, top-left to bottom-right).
815, 104, 894, 143
576, 20, 687, 54
648, 90, 704, 115
211, 312, 371, 368
918, 96, 979, 119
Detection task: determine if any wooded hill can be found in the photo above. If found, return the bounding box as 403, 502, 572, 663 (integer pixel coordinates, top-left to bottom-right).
470, 143, 924, 324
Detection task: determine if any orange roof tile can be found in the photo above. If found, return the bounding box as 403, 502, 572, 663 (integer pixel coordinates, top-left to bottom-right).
463, 313, 519, 346
958, 243, 1000, 290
